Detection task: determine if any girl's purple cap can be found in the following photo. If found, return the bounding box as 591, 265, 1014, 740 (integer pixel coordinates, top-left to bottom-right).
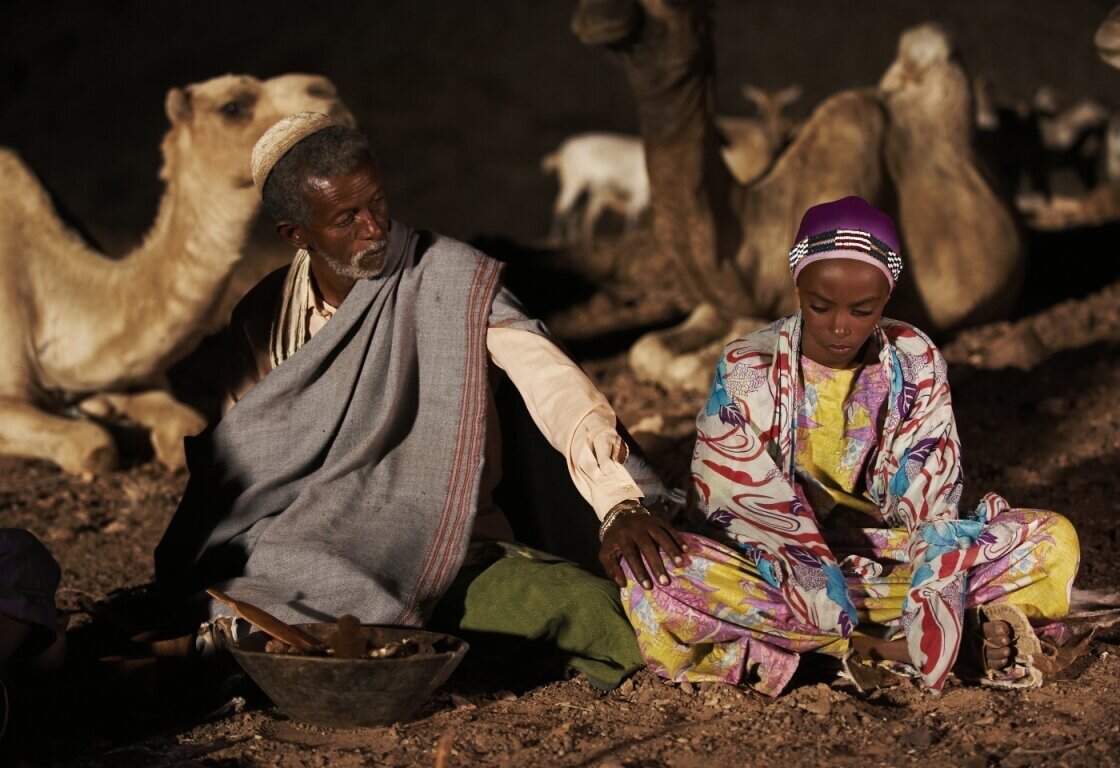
789, 196, 903, 288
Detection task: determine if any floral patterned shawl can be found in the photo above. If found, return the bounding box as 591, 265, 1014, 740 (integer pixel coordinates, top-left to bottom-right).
692, 313, 1039, 689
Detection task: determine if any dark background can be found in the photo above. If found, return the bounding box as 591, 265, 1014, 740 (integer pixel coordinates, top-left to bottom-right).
2, 1, 1116, 248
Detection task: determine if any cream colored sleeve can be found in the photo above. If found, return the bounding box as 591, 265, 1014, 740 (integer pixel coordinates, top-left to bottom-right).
486, 326, 643, 521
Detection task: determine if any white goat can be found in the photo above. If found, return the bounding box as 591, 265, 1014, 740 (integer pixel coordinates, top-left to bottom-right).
541, 132, 649, 243
542, 85, 802, 244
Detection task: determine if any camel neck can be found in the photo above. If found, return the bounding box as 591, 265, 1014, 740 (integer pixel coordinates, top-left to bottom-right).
28, 148, 265, 391
633, 66, 713, 145
620, 34, 744, 312
134, 165, 258, 282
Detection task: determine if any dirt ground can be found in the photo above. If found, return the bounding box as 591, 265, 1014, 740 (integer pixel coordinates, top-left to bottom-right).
3, 1, 1120, 766
2, 225, 1119, 767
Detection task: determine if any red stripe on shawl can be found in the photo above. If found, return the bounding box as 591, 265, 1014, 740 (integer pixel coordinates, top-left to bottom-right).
693, 476, 711, 505
425, 260, 500, 590
937, 547, 978, 578
701, 459, 774, 487
696, 427, 769, 462
783, 584, 811, 621
759, 425, 781, 444
917, 599, 946, 682
726, 347, 768, 365
919, 605, 954, 690
402, 259, 501, 623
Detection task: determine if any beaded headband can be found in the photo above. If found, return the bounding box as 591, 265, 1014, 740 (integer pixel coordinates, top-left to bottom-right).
788, 227, 903, 288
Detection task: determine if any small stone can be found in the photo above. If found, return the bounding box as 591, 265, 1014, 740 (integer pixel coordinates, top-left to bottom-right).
679, 680, 696, 695
103, 520, 128, 534
450, 694, 476, 710
902, 725, 936, 748
801, 698, 831, 716
45, 526, 74, 542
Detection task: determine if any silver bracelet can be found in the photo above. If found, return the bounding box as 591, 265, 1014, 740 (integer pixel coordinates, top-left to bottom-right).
598, 499, 649, 541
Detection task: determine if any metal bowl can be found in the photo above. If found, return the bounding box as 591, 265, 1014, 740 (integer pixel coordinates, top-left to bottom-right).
227, 623, 468, 727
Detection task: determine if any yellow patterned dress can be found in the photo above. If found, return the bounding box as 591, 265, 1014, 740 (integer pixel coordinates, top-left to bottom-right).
621, 317, 1080, 695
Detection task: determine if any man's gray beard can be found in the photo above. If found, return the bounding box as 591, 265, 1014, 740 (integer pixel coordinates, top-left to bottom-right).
331, 243, 388, 280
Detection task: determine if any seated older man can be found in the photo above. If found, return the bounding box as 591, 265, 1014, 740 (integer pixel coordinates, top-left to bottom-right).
154, 113, 686, 689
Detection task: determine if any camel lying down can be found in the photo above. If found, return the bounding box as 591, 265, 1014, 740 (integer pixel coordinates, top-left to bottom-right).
572, 0, 1022, 393
0, 73, 353, 475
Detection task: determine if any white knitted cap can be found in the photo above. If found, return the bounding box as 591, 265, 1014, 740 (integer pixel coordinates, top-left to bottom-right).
250, 111, 340, 193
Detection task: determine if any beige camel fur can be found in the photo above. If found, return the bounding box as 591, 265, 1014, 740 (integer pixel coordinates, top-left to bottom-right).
572, 0, 1021, 391
716, 83, 801, 184
880, 24, 1023, 332
0, 73, 352, 475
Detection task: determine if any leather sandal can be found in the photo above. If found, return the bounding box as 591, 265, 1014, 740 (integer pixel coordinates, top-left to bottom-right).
962, 603, 1043, 689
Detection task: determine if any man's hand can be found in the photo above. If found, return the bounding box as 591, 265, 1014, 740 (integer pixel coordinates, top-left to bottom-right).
599, 512, 688, 590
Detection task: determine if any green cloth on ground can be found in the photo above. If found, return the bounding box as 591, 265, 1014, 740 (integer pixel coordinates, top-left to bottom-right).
428, 550, 644, 690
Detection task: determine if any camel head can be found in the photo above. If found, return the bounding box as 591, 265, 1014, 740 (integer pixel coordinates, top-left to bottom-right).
158, 73, 356, 191
879, 24, 973, 143
1096, 5, 1120, 70
572, 0, 713, 109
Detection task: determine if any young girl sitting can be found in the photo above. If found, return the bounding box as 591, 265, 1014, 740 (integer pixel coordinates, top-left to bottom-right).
610, 196, 1079, 694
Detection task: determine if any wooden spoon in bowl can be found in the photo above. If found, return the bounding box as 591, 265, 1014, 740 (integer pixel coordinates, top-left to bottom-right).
206, 588, 327, 654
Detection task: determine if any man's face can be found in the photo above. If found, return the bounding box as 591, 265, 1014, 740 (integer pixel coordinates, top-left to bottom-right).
796, 258, 891, 369
286, 159, 391, 281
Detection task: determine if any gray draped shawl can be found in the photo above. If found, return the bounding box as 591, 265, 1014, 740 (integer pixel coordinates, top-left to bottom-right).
156, 222, 505, 626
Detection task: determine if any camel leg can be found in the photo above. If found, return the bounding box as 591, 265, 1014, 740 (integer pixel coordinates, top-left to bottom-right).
630, 306, 769, 392
0, 397, 118, 475
80, 390, 207, 471
628, 304, 730, 390
664, 316, 770, 392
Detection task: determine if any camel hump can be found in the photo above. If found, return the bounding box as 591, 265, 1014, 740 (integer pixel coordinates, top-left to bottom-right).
0, 146, 30, 176
772, 88, 884, 177
0, 146, 112, 253
816, 88, 884, 122
0, 146, 94, 246
0, 147, 52, 211
785, 88, 885, 158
